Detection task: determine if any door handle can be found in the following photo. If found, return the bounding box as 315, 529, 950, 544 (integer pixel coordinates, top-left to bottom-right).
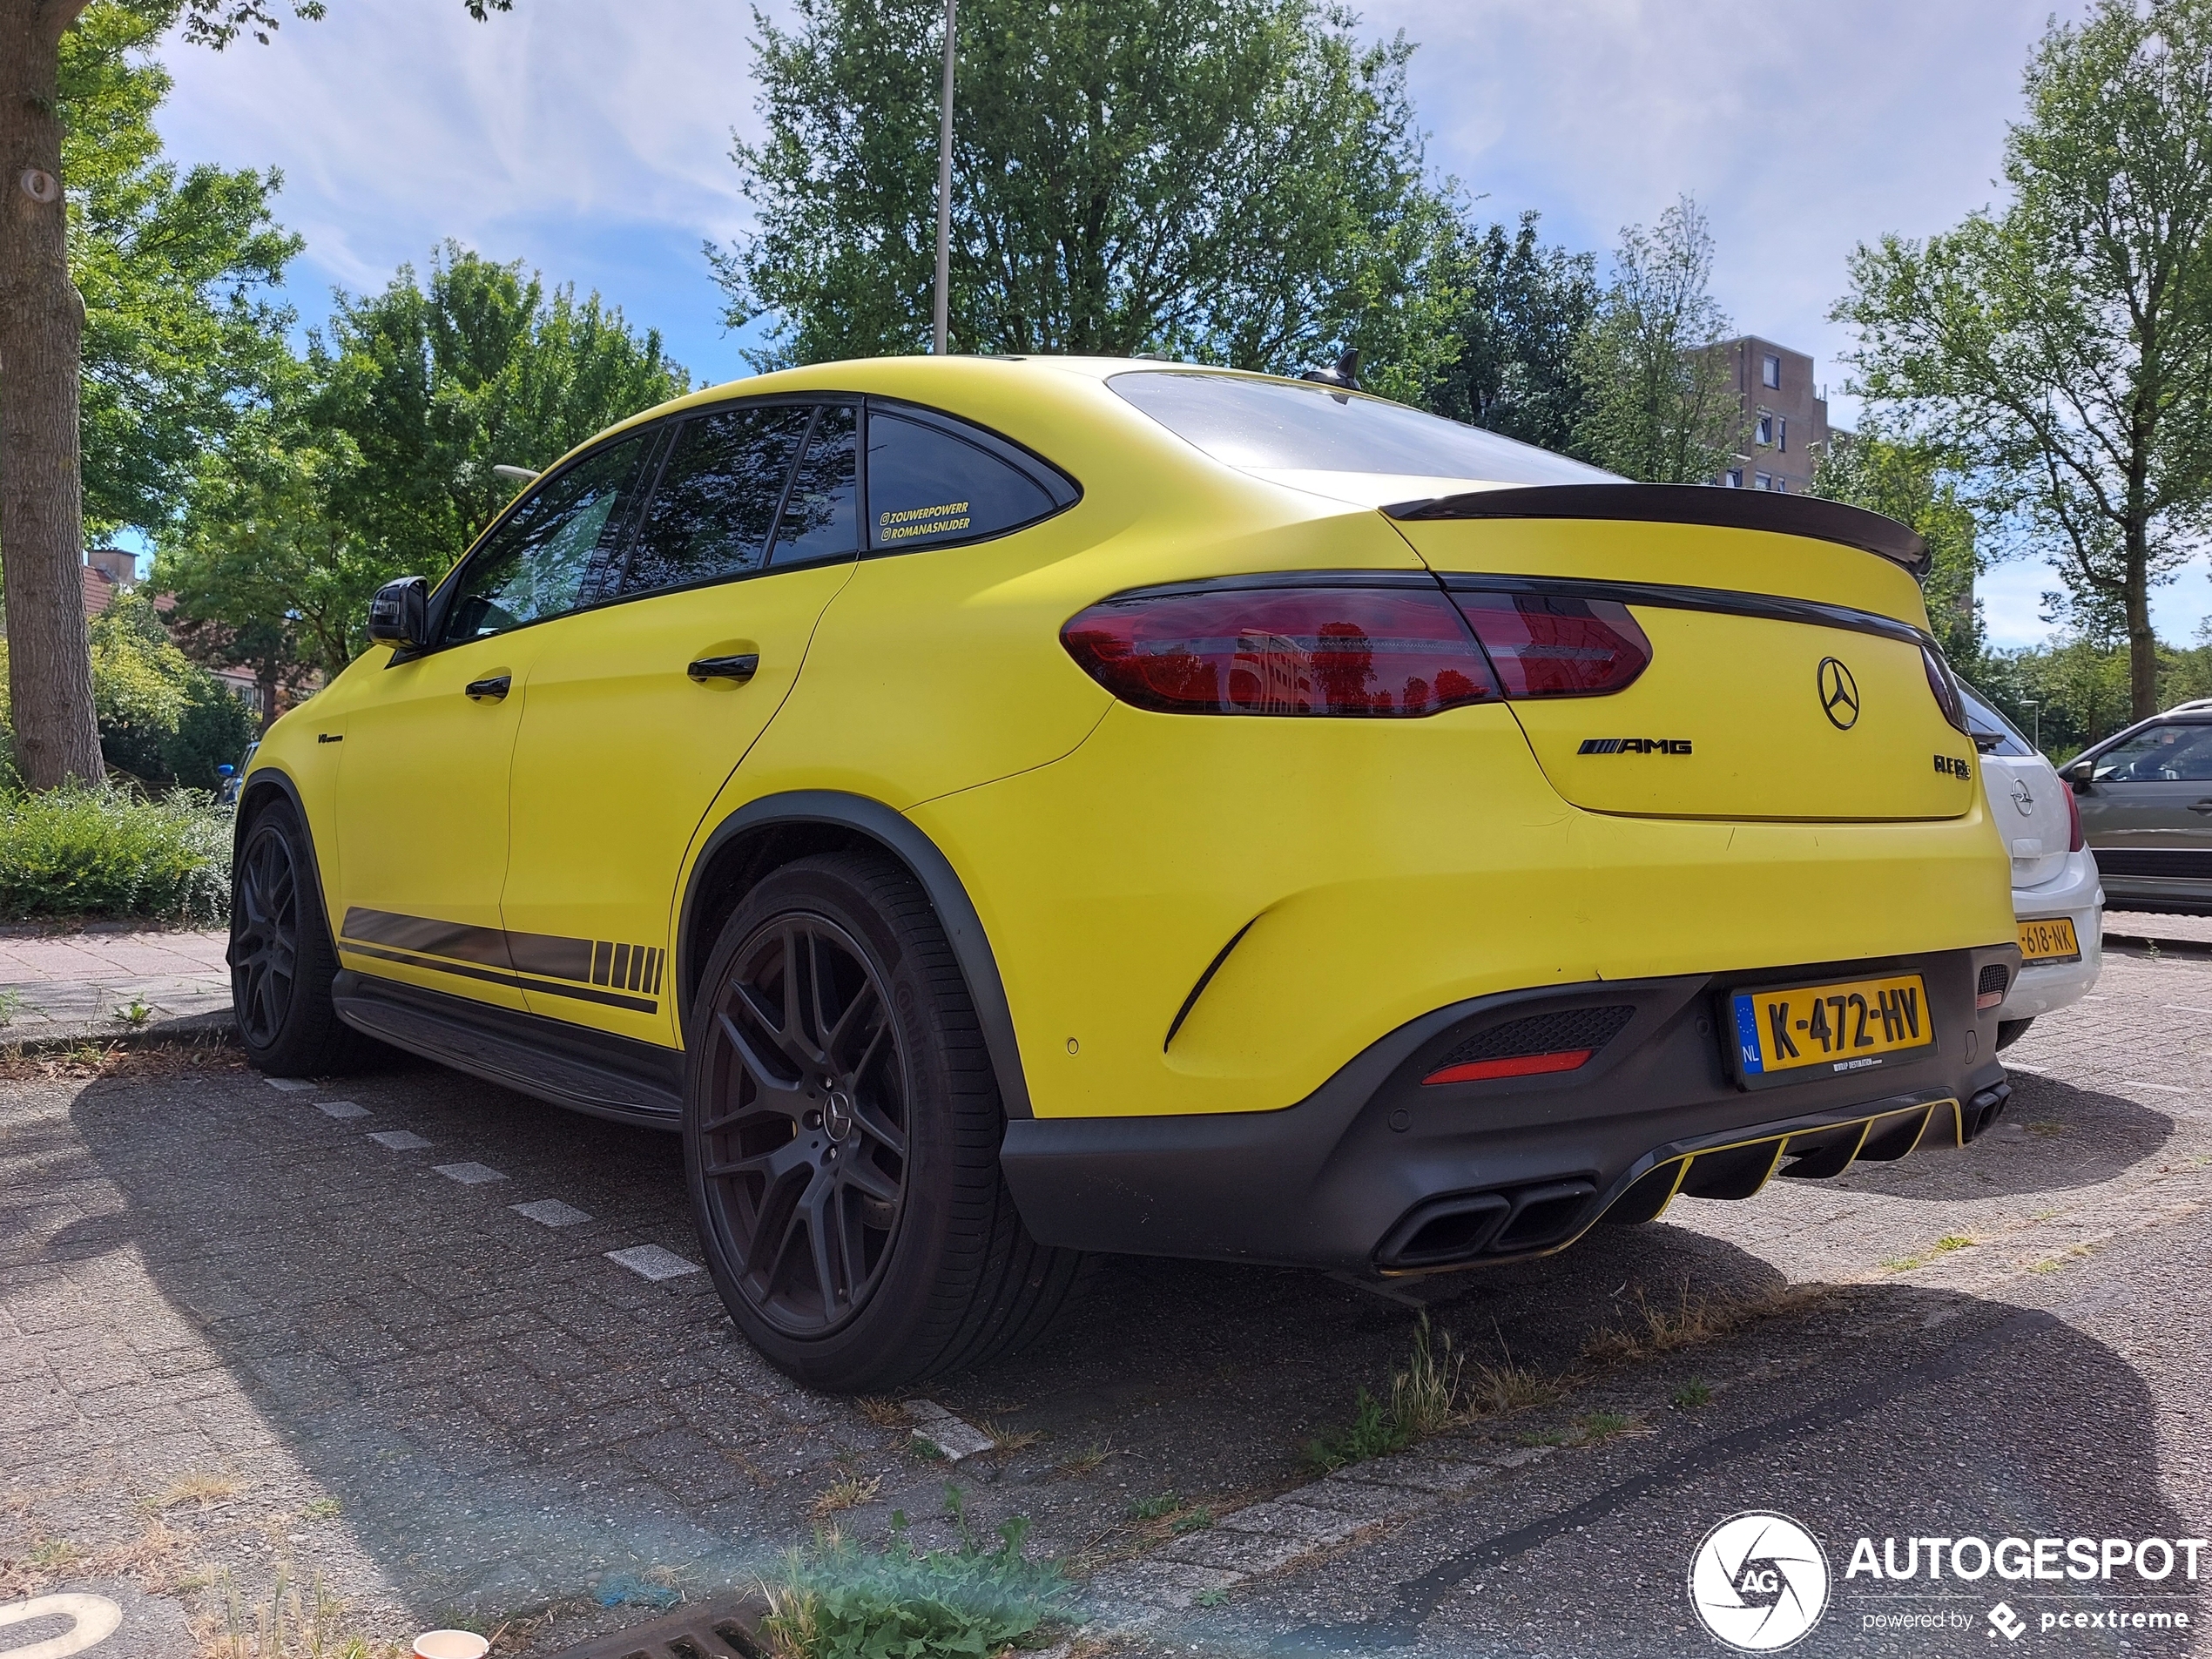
463, 675, 510, 701
2192, 799, 2212, 815
687, 653, 759, 685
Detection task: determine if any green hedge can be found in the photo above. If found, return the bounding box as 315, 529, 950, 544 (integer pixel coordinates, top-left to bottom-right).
0, 784, 232, 924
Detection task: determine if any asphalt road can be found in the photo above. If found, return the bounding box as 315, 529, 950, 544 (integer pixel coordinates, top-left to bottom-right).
2, 945, 2206, 1658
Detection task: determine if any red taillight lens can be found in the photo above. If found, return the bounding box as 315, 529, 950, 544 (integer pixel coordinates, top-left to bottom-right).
1060, 586, 1501, 717
1922, 644, 1969, 732
1450, 593, 1651, 697
2064, 777, 2085, 851
1422, 1049, 1593, 1086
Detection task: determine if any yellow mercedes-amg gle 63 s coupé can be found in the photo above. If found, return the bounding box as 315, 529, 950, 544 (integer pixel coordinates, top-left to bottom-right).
231, 355, 2019, 1389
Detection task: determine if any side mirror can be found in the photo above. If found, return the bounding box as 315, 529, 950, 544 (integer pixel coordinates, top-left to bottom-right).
2062, 758, 2095, 792
367, 576, 429, 650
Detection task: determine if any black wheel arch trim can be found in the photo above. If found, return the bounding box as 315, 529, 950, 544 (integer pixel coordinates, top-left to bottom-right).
231, 767, 335, 961
677, 790, 1034, 1120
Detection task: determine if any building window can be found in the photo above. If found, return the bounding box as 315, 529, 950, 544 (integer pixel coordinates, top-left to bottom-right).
1724, 469, 1743, 489
1773, 476, 1787, 493
1754, 472, 1774, 491
1763, 354, 1781, 389
1777, 415, 1788, 453
1755, 412, 1774, 446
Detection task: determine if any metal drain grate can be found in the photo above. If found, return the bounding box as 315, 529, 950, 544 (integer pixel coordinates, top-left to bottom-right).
542, 1598, 767, 1659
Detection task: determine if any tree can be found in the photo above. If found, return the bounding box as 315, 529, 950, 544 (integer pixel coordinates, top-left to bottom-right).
1837, 0, 2212, 724
0, 0, 509, 791
1571, 196, 1742, 482
1425, 210, 1598, 454
1812, 431, 1984, 667
713, 0, 1447, 378
305, 244, 689, 586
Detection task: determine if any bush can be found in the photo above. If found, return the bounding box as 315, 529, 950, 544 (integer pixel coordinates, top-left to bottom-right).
0, 783, 232, 923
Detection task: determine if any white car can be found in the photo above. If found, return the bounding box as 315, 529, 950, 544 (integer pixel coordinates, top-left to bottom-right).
1961, 682, 2103, 1048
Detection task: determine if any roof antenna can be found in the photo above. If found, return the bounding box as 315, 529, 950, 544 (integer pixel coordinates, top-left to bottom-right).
1299, 347, 1361, 390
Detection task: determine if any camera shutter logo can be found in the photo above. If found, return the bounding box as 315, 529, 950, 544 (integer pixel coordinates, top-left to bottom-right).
1688, 1511, 1831, 1651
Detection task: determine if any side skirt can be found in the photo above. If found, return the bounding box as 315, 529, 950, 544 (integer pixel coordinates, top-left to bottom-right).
332, 970, 683, 1130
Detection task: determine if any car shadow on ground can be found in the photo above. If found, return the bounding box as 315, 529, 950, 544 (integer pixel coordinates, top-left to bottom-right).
1826, 1072, 2174, 1203
28, 1055, 2194, 1652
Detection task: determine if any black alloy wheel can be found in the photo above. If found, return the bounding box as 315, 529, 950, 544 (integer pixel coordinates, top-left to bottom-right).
684, 853, 1089, 1392
694, 913, 911, 1337
232, 815, 303, 1049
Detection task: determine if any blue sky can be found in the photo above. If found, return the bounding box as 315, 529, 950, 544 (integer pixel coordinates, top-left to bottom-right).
144, 0, 2212, 650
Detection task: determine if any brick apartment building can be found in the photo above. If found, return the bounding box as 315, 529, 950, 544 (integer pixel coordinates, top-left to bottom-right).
1710, 336, 1829, 494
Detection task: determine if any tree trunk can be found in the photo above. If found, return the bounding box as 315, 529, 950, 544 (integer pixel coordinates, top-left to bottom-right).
2125, 523, 2159, 722
0, 0, 102, 788
257, 663, 278, 732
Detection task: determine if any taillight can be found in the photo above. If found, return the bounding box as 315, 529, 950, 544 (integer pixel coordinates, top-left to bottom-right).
1451, 593, 1651, 697
2064, 777, 2085, 851
1922, 644, 1969, 732
1059, 586, 1501, 717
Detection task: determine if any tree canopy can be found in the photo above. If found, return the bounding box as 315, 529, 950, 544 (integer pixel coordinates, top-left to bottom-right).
1838, 0, 2212, 721
714, 0, 1447, 380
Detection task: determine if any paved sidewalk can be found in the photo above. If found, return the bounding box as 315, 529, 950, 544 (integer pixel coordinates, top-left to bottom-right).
0, 926, 231, 1044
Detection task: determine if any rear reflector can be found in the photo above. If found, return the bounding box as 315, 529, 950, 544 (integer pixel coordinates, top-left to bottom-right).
1060, 586, 1500, 717
1423, 1048, 1593, 1086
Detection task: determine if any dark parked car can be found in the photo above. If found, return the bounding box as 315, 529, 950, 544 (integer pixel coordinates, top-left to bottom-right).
2065, 698, 2212, 911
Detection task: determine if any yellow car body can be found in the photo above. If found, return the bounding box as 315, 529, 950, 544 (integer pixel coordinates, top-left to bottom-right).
234, 355, 2017, 1382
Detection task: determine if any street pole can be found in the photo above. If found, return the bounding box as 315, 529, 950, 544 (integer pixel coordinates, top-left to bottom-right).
934, 0, 956, 355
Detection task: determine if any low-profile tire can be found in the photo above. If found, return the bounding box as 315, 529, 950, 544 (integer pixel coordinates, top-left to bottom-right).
684, 851, 1087, 1393
1995, 1017, 2033, 1052
231, 798, 371, 1077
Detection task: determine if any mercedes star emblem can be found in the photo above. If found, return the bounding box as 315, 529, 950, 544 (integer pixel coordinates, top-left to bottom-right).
1817, 658, 1860, 730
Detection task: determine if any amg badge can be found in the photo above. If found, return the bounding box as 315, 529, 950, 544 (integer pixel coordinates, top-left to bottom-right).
1579, 738, 1693, 755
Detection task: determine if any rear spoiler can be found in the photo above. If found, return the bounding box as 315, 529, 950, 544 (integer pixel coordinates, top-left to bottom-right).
1382, 482, 1932, 581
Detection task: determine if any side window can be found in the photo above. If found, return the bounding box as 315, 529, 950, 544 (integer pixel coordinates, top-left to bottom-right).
2096, 723, 2212, 782
866, 409, 1062, 553
772, 404, 860, 567
438, 433, 651, 644
622, 405, 813, 595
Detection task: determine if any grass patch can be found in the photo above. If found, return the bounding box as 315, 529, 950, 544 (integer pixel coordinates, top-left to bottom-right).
977, 1420, 1043, 1454
200, 1569, 398, 1659
1129, 1491, 1182, 1521
1582, 1281, 1820, 1360
853, 1397, 910, 1431
1576, 1410, 1638, 1443
0, 783, 231, 924
2028, 1121, 2068, 1138
1303, 1387, 1413, 1473
809, 1474, 883, 1519
1887, 1233, 1977, 1272
1055, 1442, 1109, 1479
302, 1497, 341, 1520
1305, 1316, 1565, 1472
1672, 1379, 1714, 1409
146, 1471, 238, 1510
760, 1487, 1067, 1659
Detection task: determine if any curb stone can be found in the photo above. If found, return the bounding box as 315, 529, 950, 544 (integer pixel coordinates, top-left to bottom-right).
1080, 1439, 1554, 1631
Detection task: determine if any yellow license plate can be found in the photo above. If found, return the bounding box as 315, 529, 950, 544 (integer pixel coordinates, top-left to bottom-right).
1730, 972, 1936, 1086
2017, 917, 2081, 964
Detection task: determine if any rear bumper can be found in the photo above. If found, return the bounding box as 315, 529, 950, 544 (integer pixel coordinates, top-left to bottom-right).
1000, 942, 2017, 1272
2001, 853, 2103, 1022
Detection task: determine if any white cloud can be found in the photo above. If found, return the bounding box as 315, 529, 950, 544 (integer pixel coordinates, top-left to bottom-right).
148, 0, 2212, 651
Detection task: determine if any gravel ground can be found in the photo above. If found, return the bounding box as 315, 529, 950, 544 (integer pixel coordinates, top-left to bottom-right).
2, 944, 2206, 1658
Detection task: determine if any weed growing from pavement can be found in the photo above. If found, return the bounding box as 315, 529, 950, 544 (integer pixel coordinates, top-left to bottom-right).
1391, 1315, 1465, 1436
1055, 1442, 1109, 1478
1576, 1411, 1638, 1443
147, 1471, 239, 1511
759, 1486, 1069, 1659
0, 1029, 243, 1081
1581, 1279, 1823, 1363
113, 997, 155, 1027
978, 1420, 1044, 1454
1885, 1233, 1978, 1272
810, 1474, 884, 1519
0, 988, 25, 1025
1303, 1387, 1413, 1472
1672, 1379, 1714, 1409
853, 1397, 911, 1430
202, 1568, 398, 1659
1129, 1492, 1181, 1521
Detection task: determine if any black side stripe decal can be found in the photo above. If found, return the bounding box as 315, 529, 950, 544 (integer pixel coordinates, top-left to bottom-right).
340, 907, 663, 1015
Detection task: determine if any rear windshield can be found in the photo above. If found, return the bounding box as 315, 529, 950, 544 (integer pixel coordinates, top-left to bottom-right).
1109, 371, 1615, 488
1959, 683, 2036, 758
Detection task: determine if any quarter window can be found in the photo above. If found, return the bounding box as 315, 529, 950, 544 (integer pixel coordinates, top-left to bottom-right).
772, 405, 860, 567
866, 409, 1062, 552
438, 432, 651, 644
623, 405, 813, 596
